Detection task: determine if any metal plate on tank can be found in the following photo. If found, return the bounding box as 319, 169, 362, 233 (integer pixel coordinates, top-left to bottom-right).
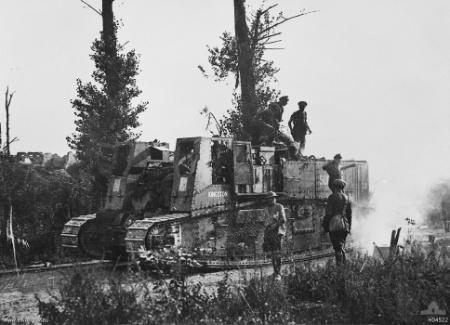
283, 161, 316, 198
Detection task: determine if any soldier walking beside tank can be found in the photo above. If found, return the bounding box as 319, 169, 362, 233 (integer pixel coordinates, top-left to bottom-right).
322, 179, 352, 265
288, 101, 311, 155
322, 154, 357, 192
262, 191, 286, 280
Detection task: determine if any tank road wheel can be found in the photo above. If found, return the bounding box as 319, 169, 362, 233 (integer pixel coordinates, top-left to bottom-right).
145, 225, 161, 251
79, 221, 105, 259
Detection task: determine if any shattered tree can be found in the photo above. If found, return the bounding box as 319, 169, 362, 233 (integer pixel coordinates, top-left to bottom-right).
204, 1, 314, 138
234, 0, 257, 133
4, 86, 17, 156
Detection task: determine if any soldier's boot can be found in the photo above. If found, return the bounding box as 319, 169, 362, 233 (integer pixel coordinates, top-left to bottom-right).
276, 257, 282, 275
272, 256, 278, 275
335, 251, 343, 265
288, 142, 300, 158
342, 249, 347, 263
299, 141, 305, 156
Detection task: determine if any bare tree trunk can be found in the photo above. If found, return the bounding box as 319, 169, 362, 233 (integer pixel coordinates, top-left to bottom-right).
4, 87, 14, 156
234, 0, 257, 134
388, 227, 401, 260
102, 0, 118, 98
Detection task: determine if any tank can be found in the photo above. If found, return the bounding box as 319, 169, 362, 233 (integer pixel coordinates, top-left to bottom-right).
123, 136, 370, 268
61, 140, 172, 259
62, 136, 369, 265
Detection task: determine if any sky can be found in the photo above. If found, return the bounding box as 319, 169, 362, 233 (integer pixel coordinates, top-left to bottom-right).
1, 0, 450, 246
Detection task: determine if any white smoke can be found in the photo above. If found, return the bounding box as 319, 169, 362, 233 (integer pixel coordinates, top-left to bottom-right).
351, 150, 450, 255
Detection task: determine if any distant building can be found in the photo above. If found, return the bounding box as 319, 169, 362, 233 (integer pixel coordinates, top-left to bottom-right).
15, 151, 78, 170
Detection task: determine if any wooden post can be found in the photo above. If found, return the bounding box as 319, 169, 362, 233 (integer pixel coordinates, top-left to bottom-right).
388, 227, 401, 260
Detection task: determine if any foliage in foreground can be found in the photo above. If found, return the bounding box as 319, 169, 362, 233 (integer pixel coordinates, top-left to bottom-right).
38, 244, 450, 324
288, 243, 450, 324
0, 159, 91, 268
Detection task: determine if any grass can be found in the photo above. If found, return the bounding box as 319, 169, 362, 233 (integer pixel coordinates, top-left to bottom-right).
36, 242, 450, 324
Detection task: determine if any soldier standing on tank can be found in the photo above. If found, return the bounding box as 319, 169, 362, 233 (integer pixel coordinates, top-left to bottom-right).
322, 179, 352, 265
322, 154, 357, 192
288, 101, 311, 155
262, 191, 286, 280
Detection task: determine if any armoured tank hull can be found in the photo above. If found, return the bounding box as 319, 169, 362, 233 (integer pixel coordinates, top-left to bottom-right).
62, 137, 369, 267
125, 197, 354, 268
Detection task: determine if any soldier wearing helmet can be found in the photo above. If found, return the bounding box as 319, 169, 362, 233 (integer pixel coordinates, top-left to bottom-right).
250, 96, 294, 149
262, 191, 286, 280
322, 153, 357, 192
322, 179, 352, 265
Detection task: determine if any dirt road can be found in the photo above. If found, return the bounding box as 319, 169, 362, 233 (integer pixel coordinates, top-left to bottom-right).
0, 257, 329, 324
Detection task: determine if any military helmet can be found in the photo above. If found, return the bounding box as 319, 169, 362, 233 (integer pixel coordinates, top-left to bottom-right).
333, 179, 346, 189
266, 191, 278, 198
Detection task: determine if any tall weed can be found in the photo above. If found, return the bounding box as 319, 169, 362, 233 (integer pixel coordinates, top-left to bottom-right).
288, 246, 450, 324
37, 244, 450, 324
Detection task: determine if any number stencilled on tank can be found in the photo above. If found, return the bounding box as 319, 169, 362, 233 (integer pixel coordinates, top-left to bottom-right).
319, 175, 329, 186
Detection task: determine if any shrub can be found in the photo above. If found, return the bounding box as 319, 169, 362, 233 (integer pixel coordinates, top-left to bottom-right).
37, 244, 450, 325
37, 267, 152, 325
287, 247, 450, 324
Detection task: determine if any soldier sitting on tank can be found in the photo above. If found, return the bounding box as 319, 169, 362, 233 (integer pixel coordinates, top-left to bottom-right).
211, 141, 231, 184
250, 96, 298, 157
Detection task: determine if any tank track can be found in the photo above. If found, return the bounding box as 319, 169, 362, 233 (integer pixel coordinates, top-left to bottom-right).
62, 214, 124, 259
125, 213, 190, 254
125, 211, 349, 270
61, 214, 96, 253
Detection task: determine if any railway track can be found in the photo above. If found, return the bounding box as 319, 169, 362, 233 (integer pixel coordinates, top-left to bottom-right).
0, 260, 128, 278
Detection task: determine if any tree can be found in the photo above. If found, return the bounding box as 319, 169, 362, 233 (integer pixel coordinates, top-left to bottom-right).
3, 86, 18, 155
233, 0, 257, 135
200, 2, 313, 140
67, 1, 148, 208
67, 0, 148, 168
